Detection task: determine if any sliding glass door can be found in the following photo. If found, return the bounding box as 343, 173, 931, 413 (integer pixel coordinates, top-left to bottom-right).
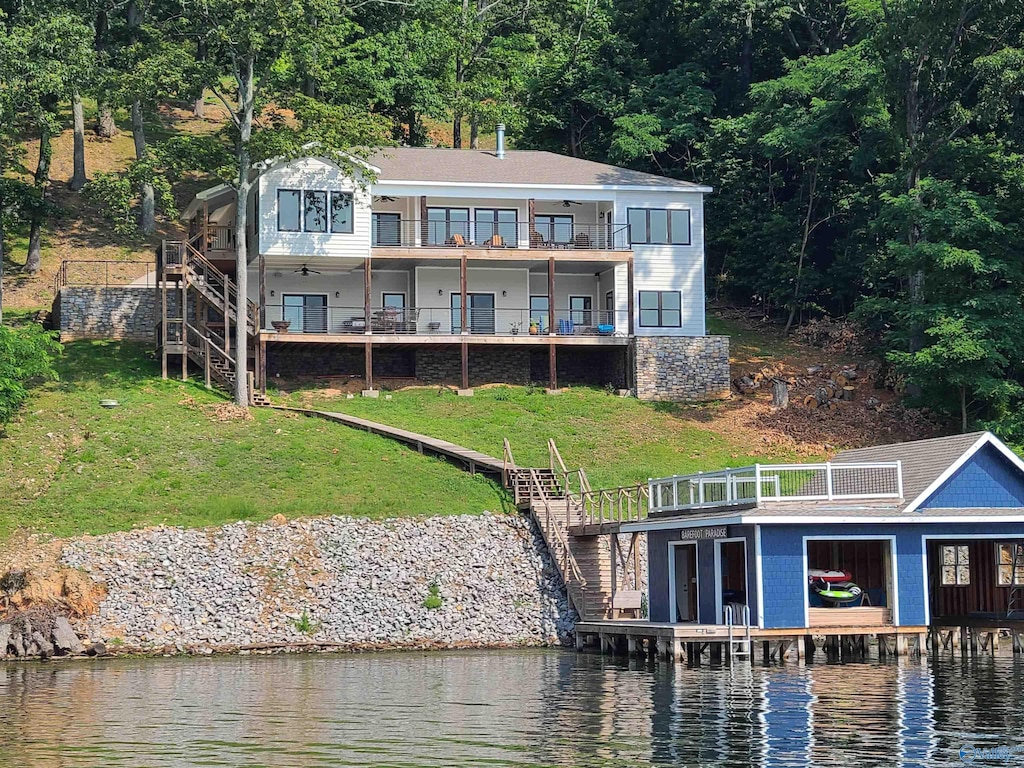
451, 293, 496, 334
283, 294, 327, 333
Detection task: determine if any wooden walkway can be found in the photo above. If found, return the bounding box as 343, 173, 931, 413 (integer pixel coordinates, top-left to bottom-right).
275, 407, 509, 475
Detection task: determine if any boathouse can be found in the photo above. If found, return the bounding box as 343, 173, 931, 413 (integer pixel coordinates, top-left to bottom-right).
619, 432, 1024, 647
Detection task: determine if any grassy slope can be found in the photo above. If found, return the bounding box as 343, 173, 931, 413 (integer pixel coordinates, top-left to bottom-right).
279, 385, 813, 491
0, 342, 504, 541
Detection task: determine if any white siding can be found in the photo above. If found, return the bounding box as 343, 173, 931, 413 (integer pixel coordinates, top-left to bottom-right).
415, 266, 531, 334
258, 158, 372, 259
613, 190, 706, 336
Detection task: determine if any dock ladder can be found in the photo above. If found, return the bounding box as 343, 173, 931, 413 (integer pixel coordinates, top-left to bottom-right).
725, 604, 752, 663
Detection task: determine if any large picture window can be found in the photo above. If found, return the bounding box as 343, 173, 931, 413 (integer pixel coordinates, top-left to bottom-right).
331, 191, 354, 233
940, 545, 970, 586
277, 189, 301, 232
997, 543, 1024, 586
277, 188, 354, 233
303, 190, 328, 232
628, 208, 691, 245
638, 290, 682, 327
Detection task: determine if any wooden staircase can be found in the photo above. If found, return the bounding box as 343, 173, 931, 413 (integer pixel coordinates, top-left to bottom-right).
503, 440, 616, 621
159, 240, 269, 406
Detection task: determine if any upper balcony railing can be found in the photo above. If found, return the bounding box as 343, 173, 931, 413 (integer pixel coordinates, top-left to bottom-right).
648, 462, 904, 515
262, 305, 630, 337
372, 220, 631, 251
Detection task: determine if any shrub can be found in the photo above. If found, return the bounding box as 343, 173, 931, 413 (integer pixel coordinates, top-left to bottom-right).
0, 323, 61, 424
423, 581, 443, 610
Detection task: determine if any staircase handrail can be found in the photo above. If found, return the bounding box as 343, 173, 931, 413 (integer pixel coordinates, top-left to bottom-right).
502, 438, 516, 490
168, 239, 259, 332
185, 322, 236, 367
528, 468, 586, 590
574, 482, 649, 527
548, 439, 569, 475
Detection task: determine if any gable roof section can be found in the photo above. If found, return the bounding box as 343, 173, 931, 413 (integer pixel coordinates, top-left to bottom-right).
833, 431, 1024, 513
368, 147, 711, 191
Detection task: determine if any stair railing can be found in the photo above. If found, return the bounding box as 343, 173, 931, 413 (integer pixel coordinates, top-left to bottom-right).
502, 438, 516, 491
528, 468, 586, 595
169, 240, 259, 334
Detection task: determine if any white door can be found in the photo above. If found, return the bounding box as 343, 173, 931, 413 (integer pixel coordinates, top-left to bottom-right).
672, 544, 696, 622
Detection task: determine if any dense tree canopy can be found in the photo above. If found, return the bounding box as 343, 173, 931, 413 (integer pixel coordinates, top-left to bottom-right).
3, 0, 1024, 432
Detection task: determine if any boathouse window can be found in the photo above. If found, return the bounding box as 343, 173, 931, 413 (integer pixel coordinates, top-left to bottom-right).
940, 545, 970, 586
304, 190, 329, 232
277, 189, 302, 232
639, 290, 682, 327
627, 208, 691, 245
997, 544, 1024, 585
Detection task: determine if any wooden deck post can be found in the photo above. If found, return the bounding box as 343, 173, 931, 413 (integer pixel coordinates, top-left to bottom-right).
627, 636, 638, 656
259, 336, 267, 393
181, 279, 188, 381
461, 341, 469, 391
896, 634, 909, 657
528, 198, 535, 243
364, 341, 373, 391
160, 254, 168, 379
547, 257, 555, 336
575, 631, 585, 651
258, 254, 266, 331
460, 254, 468, 334
419, 195, 428, 246
548, 343, 557, 391
364, 256, 372, 333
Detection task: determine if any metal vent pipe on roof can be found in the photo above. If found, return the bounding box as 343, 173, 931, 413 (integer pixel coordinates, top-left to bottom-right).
495, 123, 506, 159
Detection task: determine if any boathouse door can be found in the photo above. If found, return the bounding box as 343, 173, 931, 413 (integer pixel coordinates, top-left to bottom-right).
670, 542, 698, 622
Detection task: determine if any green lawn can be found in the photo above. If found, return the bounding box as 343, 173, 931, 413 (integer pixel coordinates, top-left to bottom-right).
279, 384, 813, 491
0, 342, 505, 541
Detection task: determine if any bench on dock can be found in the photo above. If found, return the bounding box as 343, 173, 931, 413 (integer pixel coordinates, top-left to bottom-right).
612, 590, 643, 619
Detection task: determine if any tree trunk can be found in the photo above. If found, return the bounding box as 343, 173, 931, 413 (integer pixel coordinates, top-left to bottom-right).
193, 40, 207, 118
740, 4, 754, 94
233, 53, 256, 407
960, 383, 968, 433
771, 379, 789, 409
93, 10, 117, 138
69, 92, 87, 191
452, 111, 463, 149
785, 160, 819, 335
26, 112, 54, 275
95, 103, 117, 137
0, 227, 5, 325
407, 108, 423, 146
131, 101, 156, 235
470, 113, 480, 149
453, 55, 464, 149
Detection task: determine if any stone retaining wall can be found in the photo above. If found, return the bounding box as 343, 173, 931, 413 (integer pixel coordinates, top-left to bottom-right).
414, 347, 532, 386
61, 514, 576, 651
634, 335, 730, 401
54, 286, 174, 342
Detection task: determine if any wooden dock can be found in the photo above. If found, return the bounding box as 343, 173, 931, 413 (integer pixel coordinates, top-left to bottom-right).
277, 407, 508, 476
575, 620, 931, 663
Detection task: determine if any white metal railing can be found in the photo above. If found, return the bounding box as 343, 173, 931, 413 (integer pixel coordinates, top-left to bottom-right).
648, 461, 903, 514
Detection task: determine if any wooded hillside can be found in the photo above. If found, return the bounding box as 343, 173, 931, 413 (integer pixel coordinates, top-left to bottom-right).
2, 0, 1023, 436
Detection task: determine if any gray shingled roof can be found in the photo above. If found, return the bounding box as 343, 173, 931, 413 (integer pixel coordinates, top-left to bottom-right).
368, 147, 708, 190
832, 431, 986, 508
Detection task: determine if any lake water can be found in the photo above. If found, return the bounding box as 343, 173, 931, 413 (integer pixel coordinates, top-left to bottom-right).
1, 649, 1022, 767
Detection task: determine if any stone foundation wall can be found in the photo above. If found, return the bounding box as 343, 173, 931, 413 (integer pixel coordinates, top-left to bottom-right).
55, 287, 173, 342
415, 347, 531, 386
61, 515, 576, 651
634, 335, 730, 401
267, 345, 414, 379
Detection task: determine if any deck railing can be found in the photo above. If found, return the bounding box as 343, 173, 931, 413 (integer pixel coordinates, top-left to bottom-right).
372, 220, 631, 251
262, 304, 629, 337
54, 259, 155, 292
648, 461, 904, 514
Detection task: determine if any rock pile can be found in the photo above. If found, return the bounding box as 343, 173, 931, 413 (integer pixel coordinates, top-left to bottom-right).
61, 514, 577, 653
0, 609, 102, 659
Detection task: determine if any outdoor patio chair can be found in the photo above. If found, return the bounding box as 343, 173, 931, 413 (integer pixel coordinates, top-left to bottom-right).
558, 318, 574, 335
445, 233, 467, 247
484, 234, 506, 248
574, 232, 592, 249
529, 230, 545, 248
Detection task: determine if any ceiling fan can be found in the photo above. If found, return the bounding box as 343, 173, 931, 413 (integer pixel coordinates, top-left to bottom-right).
374, 195, 397, 202
294, 265, 322, 277
561, 200, 583, 207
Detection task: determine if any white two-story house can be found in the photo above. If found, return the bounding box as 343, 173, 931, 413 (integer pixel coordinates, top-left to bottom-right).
176, 128, 729, 400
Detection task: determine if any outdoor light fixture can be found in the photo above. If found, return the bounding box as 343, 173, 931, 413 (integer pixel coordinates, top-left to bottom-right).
270, 290, 275, 297
335, 291, 341, 298
502, 290, 507, 296
438, 289, 443, 296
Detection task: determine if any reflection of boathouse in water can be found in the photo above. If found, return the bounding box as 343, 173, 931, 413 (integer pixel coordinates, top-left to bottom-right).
579, 431, 1024, 659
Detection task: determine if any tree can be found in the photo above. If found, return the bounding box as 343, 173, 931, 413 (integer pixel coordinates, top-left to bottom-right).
0, 322, 61, 425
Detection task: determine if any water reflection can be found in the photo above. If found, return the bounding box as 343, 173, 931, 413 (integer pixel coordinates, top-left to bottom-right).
1, 651, 1022, 767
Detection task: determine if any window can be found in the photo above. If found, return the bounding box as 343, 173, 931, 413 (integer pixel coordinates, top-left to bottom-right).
638, 290, 682, 327
569, 295, 592, 325
382, 293, 405, 310
303, 190, 328, 233
628, 208, 691, 245
277, 189, 301, 232
997, 544, 1024, 586
372, 213, 401, 246
605, 291, 614, 312
535, 214, 574, 244
427, 207, 470, 245
331, 191, 353, 233
530, 295, 549, 330
282, 294, 327, 334
941, 545, 971, 586
277, 188, 354, 233
475, 208, 517, 246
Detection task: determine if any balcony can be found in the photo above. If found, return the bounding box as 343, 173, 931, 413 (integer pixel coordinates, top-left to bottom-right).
262, 305, 630, 342
648, 462, 904, 515
371, 220, 631, 253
